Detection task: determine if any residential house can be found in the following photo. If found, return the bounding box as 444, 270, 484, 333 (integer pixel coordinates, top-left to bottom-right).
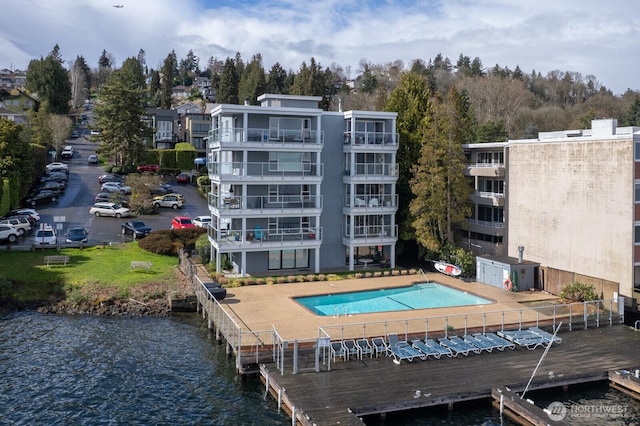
145, 108, 179, 149
206, 94, 399, 276
2, 90, 38, 112
0, 104, 27, 123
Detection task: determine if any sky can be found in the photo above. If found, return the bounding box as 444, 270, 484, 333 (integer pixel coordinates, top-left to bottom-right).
2, 0, 640, 95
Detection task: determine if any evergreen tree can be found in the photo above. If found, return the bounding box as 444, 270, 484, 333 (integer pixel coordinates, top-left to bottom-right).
93, 60, 153, 166
624, 96, 640, 126
238, 54, 266, 104
266, 62, 287, 94
160, 50, 178, 108
148, 69, 161, 107
476, 120, 508, 142
409, 87, 473, 252
25, 45, 71, 114
385, 72, 432, 256
359, 64, 378, 94
217, 57, 239, 104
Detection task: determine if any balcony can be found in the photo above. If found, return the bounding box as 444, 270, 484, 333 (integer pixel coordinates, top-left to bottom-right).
209, 226, 322, 249
465, 163, 505, 177
208, 193, 322, 214
342, 225, 398, 245
469, 191, 505, 207
466, 218, 505, 236
344, 194, 398, 210
208, 127, 323, 148
343, 163, 398, 179
343, 131, 398, 147
208, 161, 323, 180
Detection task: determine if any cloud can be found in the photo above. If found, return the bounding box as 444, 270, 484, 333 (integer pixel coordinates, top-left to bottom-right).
2, 0, 640, 94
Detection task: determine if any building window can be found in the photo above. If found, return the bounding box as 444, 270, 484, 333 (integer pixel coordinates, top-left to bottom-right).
635, 223, 640, 244
268, 249, 309, 270
635, 265, 640, 291
636, 182, 640, 202
636, 142, 640, 161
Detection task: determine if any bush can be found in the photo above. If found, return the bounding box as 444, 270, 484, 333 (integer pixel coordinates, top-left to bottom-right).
560, 282, 598, 302
276, 276, 286, 284
195, 234, 210, 264
305, 274, 316, 282
138, 228, 206, 255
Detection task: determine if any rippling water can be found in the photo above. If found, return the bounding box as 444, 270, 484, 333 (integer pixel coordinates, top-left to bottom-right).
0, 311, 288, 426
2, 312, 638, 426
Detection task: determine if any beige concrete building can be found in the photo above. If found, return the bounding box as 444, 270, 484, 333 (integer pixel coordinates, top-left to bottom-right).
465, 119, 640, 310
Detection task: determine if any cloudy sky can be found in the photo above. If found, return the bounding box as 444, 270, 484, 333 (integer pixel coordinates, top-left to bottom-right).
3, 0, 639, 94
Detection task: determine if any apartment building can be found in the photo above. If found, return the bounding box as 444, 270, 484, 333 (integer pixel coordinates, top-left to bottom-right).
206, 94, 398, 276
465, 119, 640, 309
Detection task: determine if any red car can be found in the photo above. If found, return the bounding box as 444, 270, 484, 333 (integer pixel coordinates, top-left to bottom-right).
171, 216, 196, 229
137, 164, 160, 173
175, 173, 190, 184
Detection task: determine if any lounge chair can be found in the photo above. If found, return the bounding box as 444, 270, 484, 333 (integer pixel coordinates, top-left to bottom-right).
411, 339, 443, 359
356, 338, 374, 359
424, 338, 454, 358
478, 332, 515, 350
387, 334, 426, 362
528, 327, 562, 344
330, 341, 346, 362
449, 336, 482, 354
497, 330, 546, 350
253, 225, 264, 241
342, 339, 359, 360
371, 337, 388, 357
463, 335, 496, 353
438, 336, 476, 356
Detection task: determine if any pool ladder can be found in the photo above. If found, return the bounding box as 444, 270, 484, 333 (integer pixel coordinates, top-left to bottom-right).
334, 305, 349, 317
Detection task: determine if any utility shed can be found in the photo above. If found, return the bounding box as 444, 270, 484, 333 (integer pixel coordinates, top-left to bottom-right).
476, 255, 540, 292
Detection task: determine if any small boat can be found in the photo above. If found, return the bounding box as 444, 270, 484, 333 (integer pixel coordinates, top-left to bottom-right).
433, 261, 462, 277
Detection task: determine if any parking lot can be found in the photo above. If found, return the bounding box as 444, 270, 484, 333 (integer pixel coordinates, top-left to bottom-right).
9, 136, 210, 247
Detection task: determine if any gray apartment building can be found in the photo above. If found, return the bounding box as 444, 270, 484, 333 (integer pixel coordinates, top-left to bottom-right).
205, 94, 399, 276
465, 119, 640, 311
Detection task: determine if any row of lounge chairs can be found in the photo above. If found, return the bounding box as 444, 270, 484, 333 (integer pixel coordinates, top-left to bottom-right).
330, 326, 561, 365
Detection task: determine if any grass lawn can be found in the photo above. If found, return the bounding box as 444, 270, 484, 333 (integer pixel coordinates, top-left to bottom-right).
0, 243, 180, 303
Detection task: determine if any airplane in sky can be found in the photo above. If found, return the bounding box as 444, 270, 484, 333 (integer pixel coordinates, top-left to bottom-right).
113, 4, 123, 8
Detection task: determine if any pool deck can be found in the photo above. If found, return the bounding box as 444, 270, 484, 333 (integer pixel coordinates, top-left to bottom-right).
218, 272, 560, 341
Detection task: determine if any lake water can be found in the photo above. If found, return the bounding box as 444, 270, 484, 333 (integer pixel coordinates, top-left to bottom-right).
1, 311, 638, 425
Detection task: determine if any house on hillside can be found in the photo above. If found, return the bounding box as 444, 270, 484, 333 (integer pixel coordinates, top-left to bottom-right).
144, 108, 179, 149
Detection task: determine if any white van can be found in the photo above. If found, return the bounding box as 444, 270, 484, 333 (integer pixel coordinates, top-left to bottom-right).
61, 146, 74, 159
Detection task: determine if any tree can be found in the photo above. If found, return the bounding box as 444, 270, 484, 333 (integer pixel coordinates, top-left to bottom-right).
385, 72, 432, 256
25, 45, 71, 114
409, 87, 473, 253
359, 63, 378, 94
238, 54, 266, 104
623, 96, 640, 126
179, 49, 199, 86
148, 69, 161, 107
93, 58, 153, 166
70, 55, 89, 109
95, 49, 115, 89
290, 58, 333, 109
266, 62, 287, 94
49, 115, 73, 156
476, 120, 508, 143
217, 57, 239, 104
159, 51, 178, 108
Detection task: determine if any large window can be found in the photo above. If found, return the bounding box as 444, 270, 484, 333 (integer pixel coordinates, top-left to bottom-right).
635, 182, 640, 202
478, 206, 504, 223
477, 151, 504, 165
269, 249, 309, 270
635, 223, 640, 244
269, 152, 311, 172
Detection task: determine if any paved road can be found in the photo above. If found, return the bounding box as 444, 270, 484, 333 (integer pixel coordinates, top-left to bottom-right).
26, 135, 210, 245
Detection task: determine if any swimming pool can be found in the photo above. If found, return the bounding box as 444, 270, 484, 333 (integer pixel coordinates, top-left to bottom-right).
294, 283, 492, 316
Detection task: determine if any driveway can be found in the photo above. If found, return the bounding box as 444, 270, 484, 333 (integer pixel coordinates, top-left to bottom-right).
25, 136, 210, 246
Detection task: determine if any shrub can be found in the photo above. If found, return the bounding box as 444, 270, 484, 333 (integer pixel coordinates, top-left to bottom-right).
296, 275, 305, 283
373, 271, 382, 277
383, 271, 390, 276
138, 228, 206, 255
255, 278, 265, 285
364, 272, 372, 278
327, 274, 341, 282
266, 278, 275, 285
138, 232, 175, 255
560, 282, 598, 302
317, 274, 326, 281
392, 270, 400, 276
286, 275, 296, 283
276, 276, 286, 284
195, 234, 210, 264
354, 273, 364, 279
218, 276, 229, 286
245, 277, 256, 285
306, 274, 316, 282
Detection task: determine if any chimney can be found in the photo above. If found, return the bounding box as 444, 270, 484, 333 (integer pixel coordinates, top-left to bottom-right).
338, 97, 343, 112
517, 246, 524, 263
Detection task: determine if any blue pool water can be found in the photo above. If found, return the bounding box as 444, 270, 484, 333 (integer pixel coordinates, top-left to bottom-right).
295, 283, 492, 316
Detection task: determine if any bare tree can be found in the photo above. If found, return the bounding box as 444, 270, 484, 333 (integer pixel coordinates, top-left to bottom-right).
49, 115, 73, 155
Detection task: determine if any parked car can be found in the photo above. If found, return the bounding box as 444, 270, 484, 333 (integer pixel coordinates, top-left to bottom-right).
8, 208, 40, 222
121, 220, 152, 238
146, 183, 171, 196
46, 162, 68, 172
60, 145, 74, 159
152, 194, 183, 209
90, 129, 100, 135
171, 216, 196, 229
0, 224, 18, 243
193, 216, 212, 228
88, 154, 99, 164
40, 173, 68, 184
70, 130, 79, 139
175, 173, 190, 184
101, 182, 132, 194
65, 227, 88, 243
0, 217, 32, 236
137, 164, 160, 173
33, 223, 57, 246
95, 192, 129, 207
24, 190, 59, 206
35, 181, 65, 193
98, 174, 125, 185
89, 202, 131, 218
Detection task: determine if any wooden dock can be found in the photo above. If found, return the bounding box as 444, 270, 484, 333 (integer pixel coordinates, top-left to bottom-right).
259, 326, 640, 425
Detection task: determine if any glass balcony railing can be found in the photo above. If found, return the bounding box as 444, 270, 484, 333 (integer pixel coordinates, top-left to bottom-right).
208, 128, 323, 146
344, 194, 398, 208
209, 226, 322, 244
343, 225, 397, 239
344, 163, 397, 177
208, 161, 323, 178
343, 131, 398, 146
208, 194, 323, 211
